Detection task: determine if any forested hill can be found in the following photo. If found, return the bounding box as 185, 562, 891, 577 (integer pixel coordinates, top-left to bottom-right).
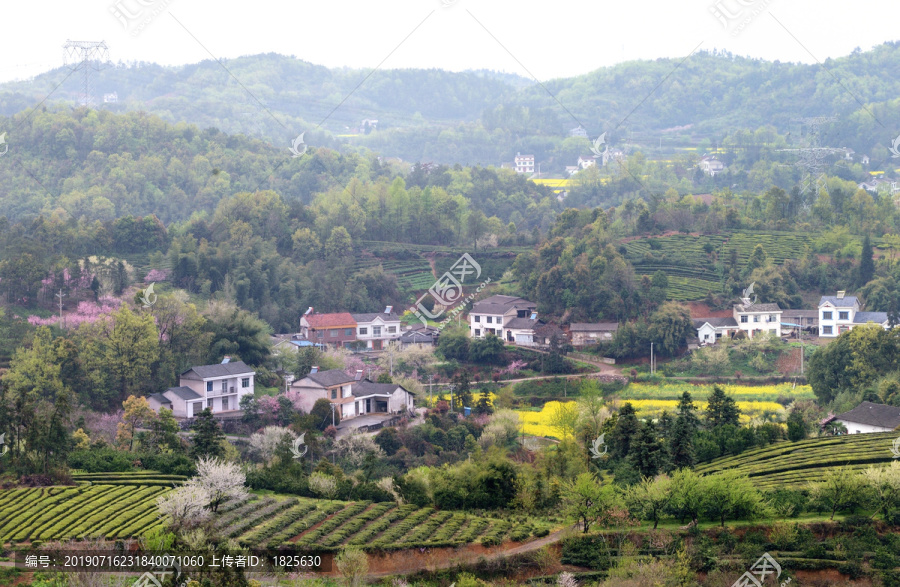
3, 45, 900, 165
0, 108, 555, 227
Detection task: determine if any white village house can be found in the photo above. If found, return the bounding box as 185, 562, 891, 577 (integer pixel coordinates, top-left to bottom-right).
289, 368, 414, 421
352, 307, 402, 350
469, 295, 537, 340
694, 299, 782, 344
818, 291, 890, 337
830, 401, 900, 434
148, 358, 255, 418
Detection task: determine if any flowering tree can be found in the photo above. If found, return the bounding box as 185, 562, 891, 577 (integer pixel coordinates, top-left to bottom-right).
248, 426, 296, 464
186, 457, 249, 513
144, 269, 170, 282
157, 485, 211, 531
335, 433, 386, 469
308, 472, 339, 499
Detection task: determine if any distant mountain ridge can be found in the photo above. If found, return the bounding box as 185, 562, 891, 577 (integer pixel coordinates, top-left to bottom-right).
2, 44, 900, 165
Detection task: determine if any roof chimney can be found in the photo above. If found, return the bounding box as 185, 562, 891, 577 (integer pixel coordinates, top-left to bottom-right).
221, 356, 231, 364
384, 305, 393, 314
837, 291, 845, 299
355, 369, 363, 381
304, 307, 314, 315
310, 366, 318, 374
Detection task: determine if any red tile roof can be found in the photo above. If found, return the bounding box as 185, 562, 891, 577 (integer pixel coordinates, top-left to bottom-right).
304, 312, 356, 328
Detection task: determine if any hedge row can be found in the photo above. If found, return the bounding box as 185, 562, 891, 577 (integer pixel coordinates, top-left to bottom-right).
264, 501, 345, 548
222, 499, 295, 539
296, 502, 371, 546
319, 503, 395, 547
236, 500, 318, 547
369, 506, 436, 547
346, 504, 420, 546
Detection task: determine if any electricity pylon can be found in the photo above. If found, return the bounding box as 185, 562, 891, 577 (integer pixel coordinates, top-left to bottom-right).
63, 40, 110, 108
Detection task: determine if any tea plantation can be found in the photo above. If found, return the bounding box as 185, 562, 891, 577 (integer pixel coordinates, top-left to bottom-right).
694, 432, 898, 490
0, 476, 531, 550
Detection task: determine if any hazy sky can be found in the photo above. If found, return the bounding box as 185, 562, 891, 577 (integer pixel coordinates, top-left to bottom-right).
1, 0, 897, 84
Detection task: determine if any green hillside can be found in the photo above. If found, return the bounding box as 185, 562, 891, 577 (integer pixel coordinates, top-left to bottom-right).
694, 432, 898, 490
0, 478, 537, 550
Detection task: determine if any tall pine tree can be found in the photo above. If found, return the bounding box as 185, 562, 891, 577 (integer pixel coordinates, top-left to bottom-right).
705, 386, 740, 428
858, 234, 874, 287
669, 391, 698, 469
609, 402, 639, 461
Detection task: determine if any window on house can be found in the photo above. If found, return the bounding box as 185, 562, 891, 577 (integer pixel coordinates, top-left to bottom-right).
221, 381, 227, 391
839, 311, 849, 320
388, 326, 396, 333
753, 315, 760, 322
345, 328, 353, 336
330, 330, 337, 337
474, 329, 481, 336
316, 331, 324, 338
222, 397, 229, 410
359, 327, 368, 335
241, 378, 250, 388
206, 381, 213, 392
486, 316, 493, 324
373, 326, 382, 336
703, 334, 710, 340
769, 314, 777, 322
474, 315, 480, 323
331, 389, 337, 399
823, 312, 832, 320
823, 326, 833, 335
740, 315, 748, 323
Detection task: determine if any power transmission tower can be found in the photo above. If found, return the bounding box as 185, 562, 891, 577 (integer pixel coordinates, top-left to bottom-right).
777, 116, 846, 197
63, 40, 110, 108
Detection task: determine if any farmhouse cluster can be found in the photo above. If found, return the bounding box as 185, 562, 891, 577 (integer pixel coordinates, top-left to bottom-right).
691, 290, 892, 346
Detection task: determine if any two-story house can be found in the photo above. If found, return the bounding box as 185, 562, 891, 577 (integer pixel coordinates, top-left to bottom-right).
699, 156, 726, 176
290, 367, 358, 420
818, 291, 889, 337
299, 308, 358, 349
514, 153, 535, 174
290, 368, 414, 420
352, 307, 402, 350
733, 300, 782, 338
148, 358, 255, 418
469, 295, 537, 339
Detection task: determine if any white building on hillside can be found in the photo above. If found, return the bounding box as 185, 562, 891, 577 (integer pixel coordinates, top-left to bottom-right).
818, 291, 890, 337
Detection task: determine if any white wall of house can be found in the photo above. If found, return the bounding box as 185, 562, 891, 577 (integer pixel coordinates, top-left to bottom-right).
819, 301, 856, 337
181, 374, 254, 411
470, 313, 506, 337
835, 419, 895, 434
356, 317, 402, 348
698, 323, 717, 344
389, 388, 414, 413
733, 312, 782, 338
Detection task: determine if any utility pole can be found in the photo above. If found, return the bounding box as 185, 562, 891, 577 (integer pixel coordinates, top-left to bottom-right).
56, 289, 65, 328
650, 342, 654, 375
448, 384, 456, 413
428, 374, 434, 407
388, 344, 394, 378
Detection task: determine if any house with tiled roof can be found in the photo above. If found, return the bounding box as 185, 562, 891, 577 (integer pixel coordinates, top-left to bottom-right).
289, 368, 414, 420
732, 300, 782, 339
818, 291, 890, 337
693, 317, 739, 345
352, 306, 401, 350
469, 295, 536, 340
299, 308, 357, 348
833, 401, 900, 434
692, 295, 783, 344
570, 322, 619, 346
148, 357, 255, 417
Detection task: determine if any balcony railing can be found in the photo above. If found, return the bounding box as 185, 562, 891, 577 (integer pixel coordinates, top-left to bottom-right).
207, 385, 237, 397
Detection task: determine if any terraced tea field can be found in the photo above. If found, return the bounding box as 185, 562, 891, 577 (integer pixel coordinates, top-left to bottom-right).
219, 494, 526, 551
0, 484, 170, 544
621, 229, 846, 300
694, 432, 898, 490
0, 476, 531, 550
